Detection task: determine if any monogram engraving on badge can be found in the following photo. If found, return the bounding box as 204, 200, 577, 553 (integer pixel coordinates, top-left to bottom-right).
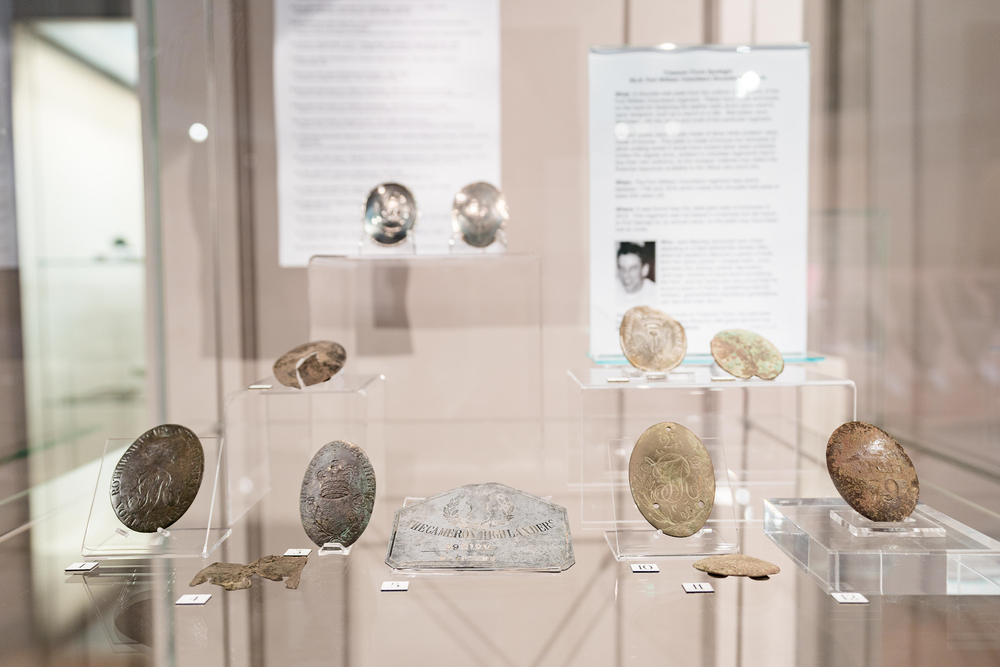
620, 306, 687, 372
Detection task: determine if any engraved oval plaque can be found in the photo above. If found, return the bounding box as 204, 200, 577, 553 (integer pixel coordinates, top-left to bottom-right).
619, 306, 687, 372
451, 182, 508, 248
299, 441, 376, 548
629, 422, 715, 537
826, 421, 919, 522
710, 329, 784, 380
273, 341, 346, 389
110, 424, 204, 533
363, 182, 417, 246
694, 554, 780, 579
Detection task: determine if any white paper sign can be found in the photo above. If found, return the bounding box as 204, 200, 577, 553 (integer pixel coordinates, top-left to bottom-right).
274, 0, 501, 266
589, 45, 809, 359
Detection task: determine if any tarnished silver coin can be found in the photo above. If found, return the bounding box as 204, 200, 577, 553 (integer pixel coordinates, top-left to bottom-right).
619, 305, 687, 372
386, 483, 574, 571
273, 341, 346, 389
827, 421, 919, 522
711, 329, 784, 380
110, 424, 204, 533
363, 182, 417, 245
629, 422, 715, 537
452, 182, 508, 248
299, 441, 376, 548
694, 554, 780, 579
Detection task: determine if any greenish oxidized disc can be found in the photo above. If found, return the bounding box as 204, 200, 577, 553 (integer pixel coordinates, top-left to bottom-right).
710, 329, 784, 380
299, 441, 376, 548
629, 422, 715, 537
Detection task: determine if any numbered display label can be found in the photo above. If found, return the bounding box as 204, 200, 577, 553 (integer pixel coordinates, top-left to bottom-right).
381, 581, 409, 592
682, 582, 715, 594
630, 564, 660, 573
832, 592, 868, 604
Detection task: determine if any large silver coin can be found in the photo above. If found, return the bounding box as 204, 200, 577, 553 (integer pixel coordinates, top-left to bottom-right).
110, 424, 204, 533
452, 182, 508, 248
299, 441, 376, 548
363, 183, 417, 246
273, 341, 346, 389
619, 305, 687, 372
629, 422, 715, 537
386, 483, 575, 571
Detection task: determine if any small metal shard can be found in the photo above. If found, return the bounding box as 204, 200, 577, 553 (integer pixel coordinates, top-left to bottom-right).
110, 424, 204, 533
249, 555, 307, 590
189, 555, 309, 591
693, 554, 780, 578
300, 441, 376, 548
273, 341, 346, 389
619, 306, 687, 372
629, 422, 715, 537
364, 182, 418, 246
189, 562, 254, 591
452, 182, 508, 248
826, 421, 919, 522
710, 329, 784, 380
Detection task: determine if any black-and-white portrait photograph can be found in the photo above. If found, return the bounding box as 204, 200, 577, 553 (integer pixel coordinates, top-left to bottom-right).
616, 241, 657, 305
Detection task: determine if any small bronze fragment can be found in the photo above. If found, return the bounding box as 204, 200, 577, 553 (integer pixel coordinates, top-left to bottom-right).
619, 306, 687, 372
710, 329, 784, 380
190, 555, 308, 591
826, 421, 919, 522
300, 441, 376, 548
693, 554, 780, 579
273, 341, 346, 389
110, 424, 204, 533
629, 422, 715, 537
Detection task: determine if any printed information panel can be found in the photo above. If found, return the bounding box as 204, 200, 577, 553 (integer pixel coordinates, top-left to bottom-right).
589, 45, 809, 359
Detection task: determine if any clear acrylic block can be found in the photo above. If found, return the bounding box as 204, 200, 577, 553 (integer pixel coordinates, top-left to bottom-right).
605, 437, 739, 560
764, 498, 1000, 595
82, 437, 229, 559
830, 507, 946, 538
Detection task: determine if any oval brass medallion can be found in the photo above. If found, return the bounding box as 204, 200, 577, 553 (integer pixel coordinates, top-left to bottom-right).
694, 554, 780, 579
629, 422, 715, 537
619, 306, 687, 372
110, 424, 204, 533
363, 182, 417, 246
826, 421, 919, 522
452, 182, 508, 248
710, 329, 784, 380
299, 441, 376, 548
273, 341, 346, 389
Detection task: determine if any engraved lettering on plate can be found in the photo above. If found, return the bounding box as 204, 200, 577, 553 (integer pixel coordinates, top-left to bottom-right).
452, 182, 508, 248
364, 182, 417, 246
619, 306, 687, 372
109, 424, 204, 533
299, 441, 376, 548
826, 421, 919, 522
628, 422, 715, 537
385, 483, 575, 571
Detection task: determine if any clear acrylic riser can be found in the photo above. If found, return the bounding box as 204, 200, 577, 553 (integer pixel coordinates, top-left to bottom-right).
764, 498, 1000, 595
308, 254, 540, 423
224, 373, 386, 529
82, 437, 229, 559
605, 437, 738, 560
568, 364, 856, 528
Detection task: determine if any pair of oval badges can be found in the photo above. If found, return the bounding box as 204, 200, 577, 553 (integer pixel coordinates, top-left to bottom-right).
364, 181, 508, 248
619, 305, 784, 380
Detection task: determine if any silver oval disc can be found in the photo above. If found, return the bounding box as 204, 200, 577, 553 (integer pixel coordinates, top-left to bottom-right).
363, 183, 417, 245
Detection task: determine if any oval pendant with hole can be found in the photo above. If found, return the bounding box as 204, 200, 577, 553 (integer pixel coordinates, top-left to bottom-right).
628, 422, 715, 537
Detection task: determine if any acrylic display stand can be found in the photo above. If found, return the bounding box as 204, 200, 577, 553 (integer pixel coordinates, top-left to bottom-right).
224, 373, 386, 535
82, 437, 229, 559
604, 436, 738, 559
764, 498, 1000, 595
569, 364, 856, 528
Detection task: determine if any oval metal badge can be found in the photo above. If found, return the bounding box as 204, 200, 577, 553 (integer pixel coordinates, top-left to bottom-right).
299, 441, 376, 548
710, 329, 784, 380
452, 182, 508, 248
619, 306, 687, 372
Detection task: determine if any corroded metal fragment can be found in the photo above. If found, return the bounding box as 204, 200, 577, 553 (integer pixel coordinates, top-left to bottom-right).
273, 341, 346, 389
189, 556, 308, 591
826, 421, 919, 522
110, 424, 204, 533
386, 483, 574, 571
619, 306, 687, 372
629, 422, 715, 537
710, 329, 784, 380
452, 182, 507, 248
693, 554, 780, 579
300, 441, 376, 548
364, 182, 417, 245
